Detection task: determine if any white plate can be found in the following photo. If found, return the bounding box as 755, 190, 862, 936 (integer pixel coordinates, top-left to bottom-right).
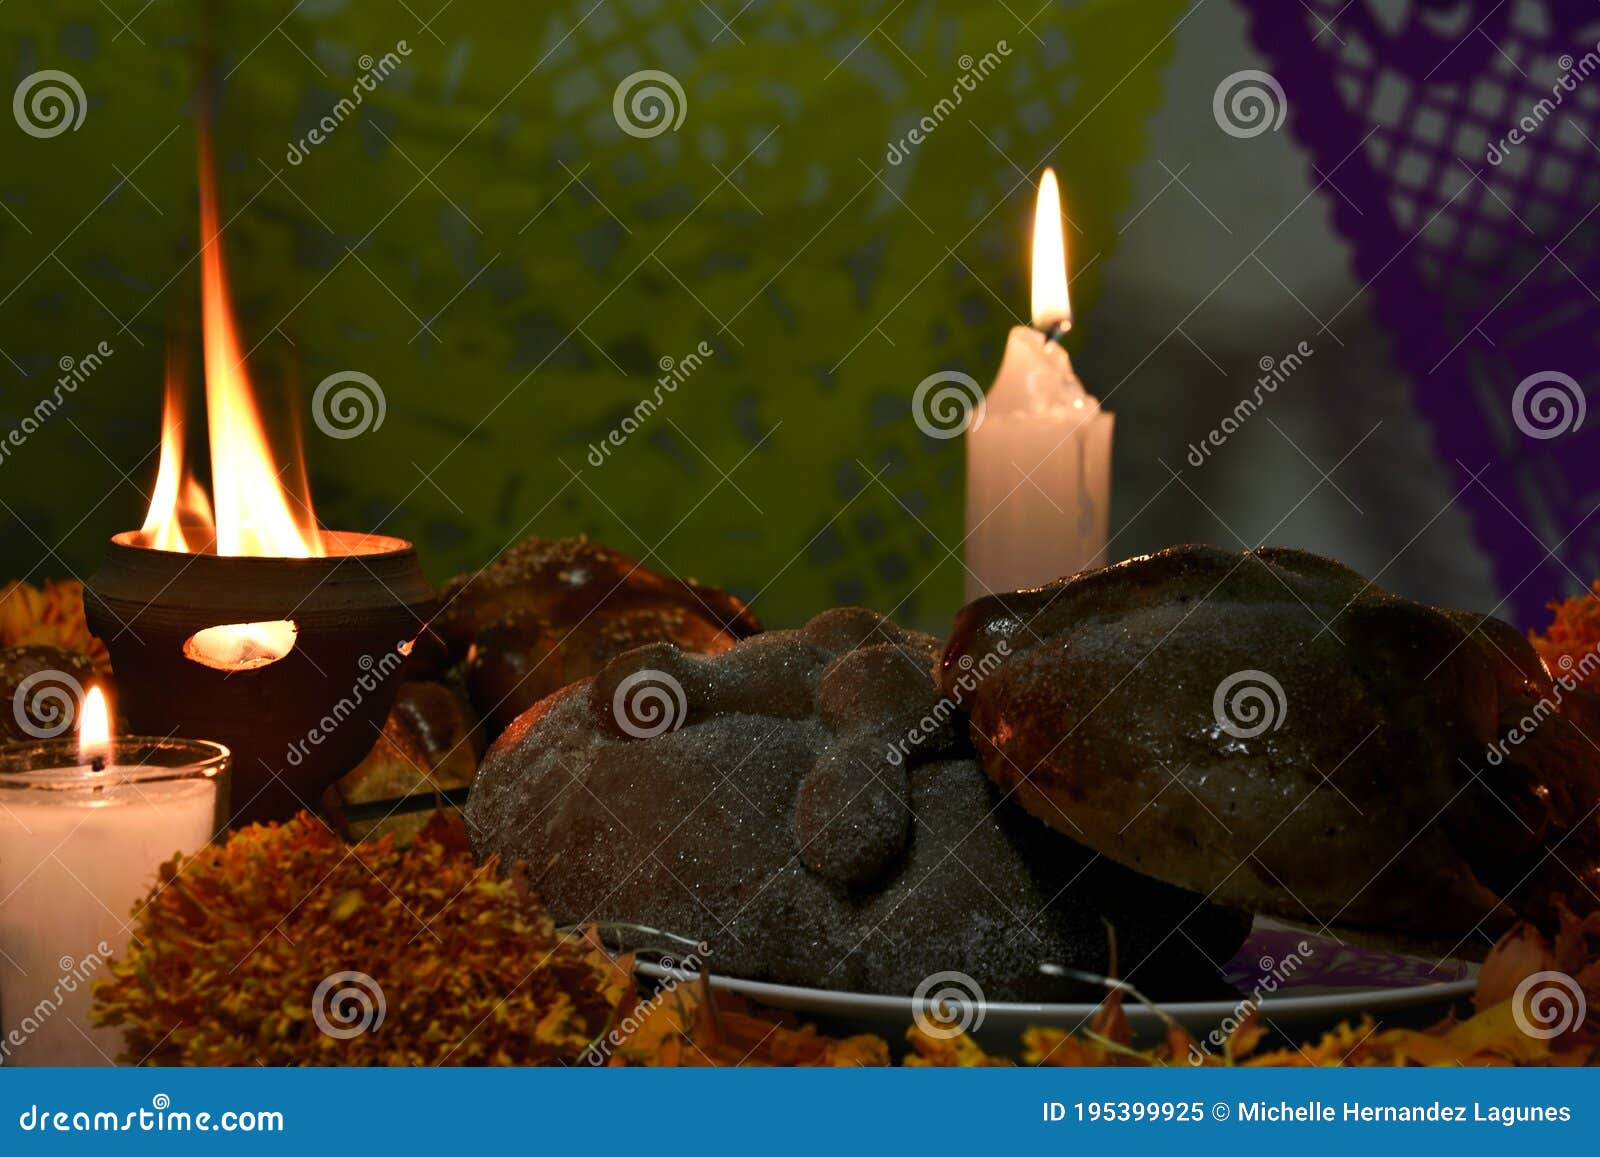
632, 961, 1478, 1053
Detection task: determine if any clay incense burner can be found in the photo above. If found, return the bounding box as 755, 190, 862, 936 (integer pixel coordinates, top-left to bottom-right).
84, 530, 435, 826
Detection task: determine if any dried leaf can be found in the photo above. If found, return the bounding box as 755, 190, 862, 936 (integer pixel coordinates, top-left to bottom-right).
1476, 923, 1555, 1012
1225, 1004, 1264, 1061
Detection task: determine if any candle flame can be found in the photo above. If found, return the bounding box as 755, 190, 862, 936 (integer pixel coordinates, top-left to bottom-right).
78, 685, 111, 766
1030, 168, 1071, 332
140, 130, 323, 559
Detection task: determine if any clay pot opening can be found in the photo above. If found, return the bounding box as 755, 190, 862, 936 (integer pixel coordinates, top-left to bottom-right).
183, 620, 299, 671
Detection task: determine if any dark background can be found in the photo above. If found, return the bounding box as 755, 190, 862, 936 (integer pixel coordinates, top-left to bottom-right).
2, 0, 1594, 634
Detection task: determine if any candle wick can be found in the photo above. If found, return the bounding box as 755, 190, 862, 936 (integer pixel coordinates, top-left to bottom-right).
1038, 320, 1068, 347
90, 755, 106, 774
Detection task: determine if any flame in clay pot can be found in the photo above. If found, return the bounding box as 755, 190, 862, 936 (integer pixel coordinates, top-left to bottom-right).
138, 130, 322, 670
140, 358, 216, 553
140, 132, 323, 560
196, 134, 322, 560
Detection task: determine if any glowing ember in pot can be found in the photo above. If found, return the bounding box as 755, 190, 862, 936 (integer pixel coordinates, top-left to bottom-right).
184, 620, 298, 671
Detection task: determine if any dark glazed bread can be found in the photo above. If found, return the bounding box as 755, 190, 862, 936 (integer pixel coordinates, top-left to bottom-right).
432, 535, 760, 732
940, 544, 1600, 942
466, 608, 1250, 1000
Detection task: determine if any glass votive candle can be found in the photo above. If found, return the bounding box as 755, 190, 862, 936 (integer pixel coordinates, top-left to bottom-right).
0, 736, 229, 1066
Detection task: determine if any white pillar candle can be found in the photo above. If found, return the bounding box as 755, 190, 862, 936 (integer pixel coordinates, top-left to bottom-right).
964, 329, 1113, 600
964, 169, 1114, 601
0, 691, 225, 1066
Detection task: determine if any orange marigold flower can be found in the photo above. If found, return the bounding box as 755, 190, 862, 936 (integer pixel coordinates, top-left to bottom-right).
0, 578, 110, 676
1531, 581, 1600, 692
92, 812, 616, 1066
